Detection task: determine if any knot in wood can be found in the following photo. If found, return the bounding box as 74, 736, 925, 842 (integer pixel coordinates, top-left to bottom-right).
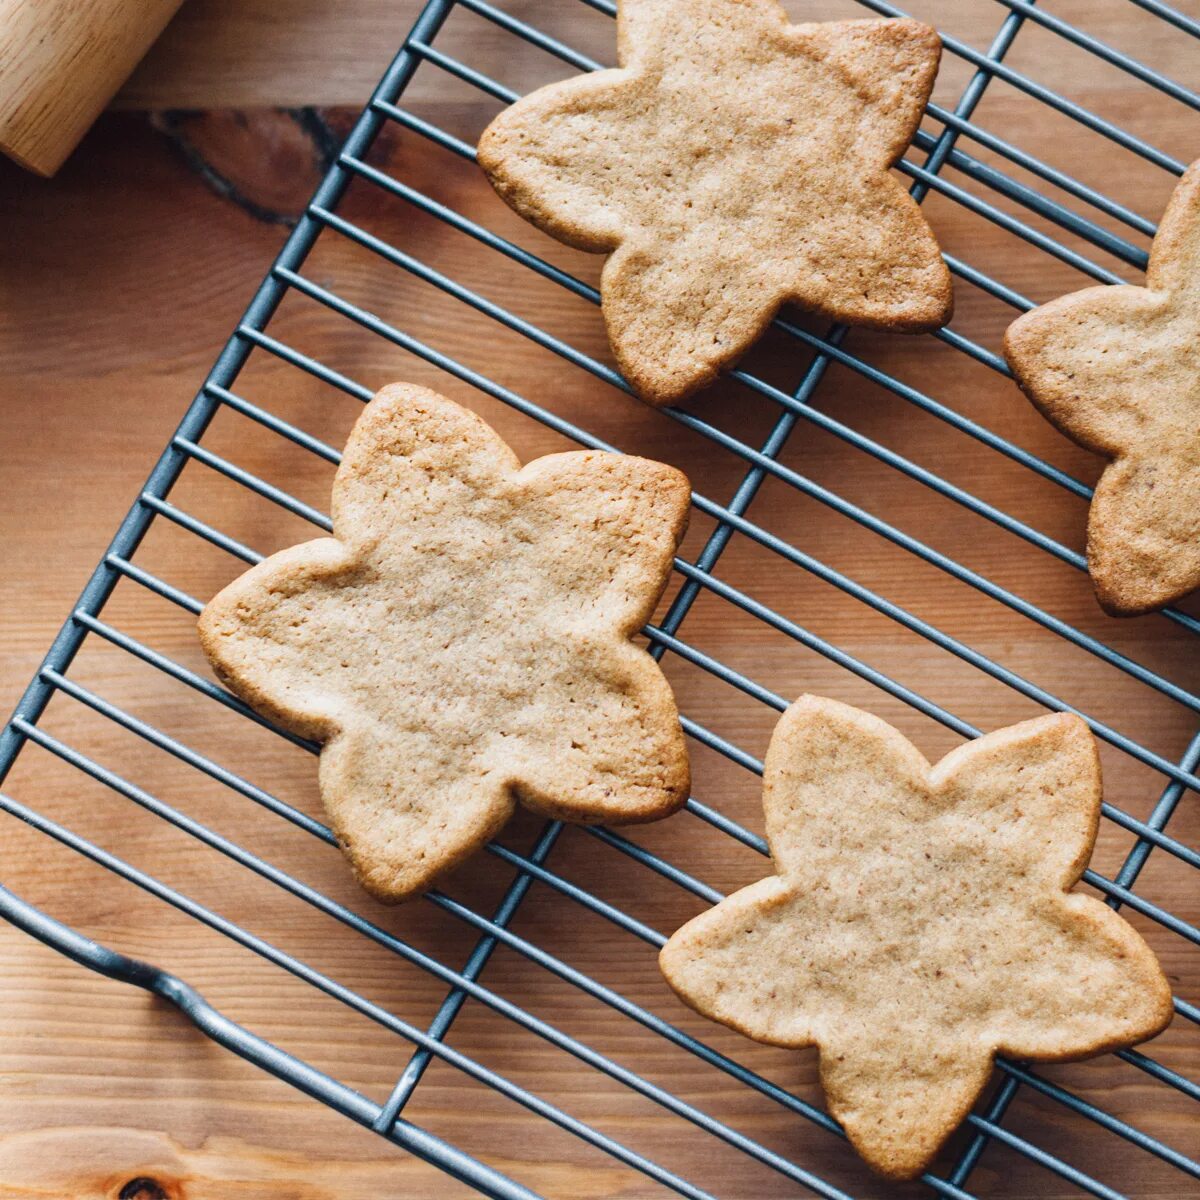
119, 1178, 169, 1200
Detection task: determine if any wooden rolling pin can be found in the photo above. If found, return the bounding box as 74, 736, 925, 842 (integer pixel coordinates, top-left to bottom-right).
0, 0, 182, 176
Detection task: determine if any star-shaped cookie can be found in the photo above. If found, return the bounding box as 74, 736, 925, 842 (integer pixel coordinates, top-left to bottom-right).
199, 384, 691, 902
1005, 161, 1200, 615
478, 0, 953, 405
660, 695, 1171, 1180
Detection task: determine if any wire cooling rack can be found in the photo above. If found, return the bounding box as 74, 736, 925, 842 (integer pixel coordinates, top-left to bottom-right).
1, 0, 1198, 1196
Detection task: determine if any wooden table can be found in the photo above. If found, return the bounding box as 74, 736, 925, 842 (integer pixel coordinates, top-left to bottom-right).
1, 1, 1197, 1196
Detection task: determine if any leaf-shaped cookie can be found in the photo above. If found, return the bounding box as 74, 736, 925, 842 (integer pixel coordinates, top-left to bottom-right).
200, 384, 691, 901
1004, 160, 1200, 615
478, 0, 952, 405
660, 695, 1171, 1179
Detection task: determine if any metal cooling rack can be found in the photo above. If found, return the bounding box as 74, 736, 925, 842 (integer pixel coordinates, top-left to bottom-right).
1, 0, 1198, 1196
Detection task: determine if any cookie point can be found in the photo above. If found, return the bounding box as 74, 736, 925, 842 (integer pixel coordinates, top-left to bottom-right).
614, 345, 722, 407
1047, 709, 1093, 741
906, 262, 955, 331
888, 16, 943, 59
1090, 557, 1182, 617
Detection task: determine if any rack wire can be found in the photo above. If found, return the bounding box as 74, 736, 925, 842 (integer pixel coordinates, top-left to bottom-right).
1, 0, 1197, 1196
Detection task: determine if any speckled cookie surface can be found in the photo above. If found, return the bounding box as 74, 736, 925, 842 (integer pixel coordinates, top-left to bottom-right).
659, 695, 1171, 1180
478, 0, 952, 405
199, 384, 691, 902
1004, 161, 1200, 615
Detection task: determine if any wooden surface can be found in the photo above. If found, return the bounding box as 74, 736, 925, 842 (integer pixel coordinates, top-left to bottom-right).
2, 1, 1199, 1197
117, 0, 411, 110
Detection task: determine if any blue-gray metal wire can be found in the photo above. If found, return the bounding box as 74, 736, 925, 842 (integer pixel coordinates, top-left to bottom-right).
0, 0, 1196, 1197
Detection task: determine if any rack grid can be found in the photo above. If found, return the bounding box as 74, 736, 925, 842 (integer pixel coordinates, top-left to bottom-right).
1, 0, 1197, 1196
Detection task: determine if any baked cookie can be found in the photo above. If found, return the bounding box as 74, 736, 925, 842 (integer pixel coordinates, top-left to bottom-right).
1004, 161, 1200, 615
478, 0, 952, 405
660, 695, 1171, 1180
199, 384, 691, 902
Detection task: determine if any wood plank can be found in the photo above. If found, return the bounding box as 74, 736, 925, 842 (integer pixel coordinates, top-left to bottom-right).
116, 0, 411, 111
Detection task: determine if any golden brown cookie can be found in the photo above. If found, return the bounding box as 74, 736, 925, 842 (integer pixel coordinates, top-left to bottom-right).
1004, 161, 1200, 615
478, 0, 952, 406
659, 695, 1171, 1180
199, 383, 691, 902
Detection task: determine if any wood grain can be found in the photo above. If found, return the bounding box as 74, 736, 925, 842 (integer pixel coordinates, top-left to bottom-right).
0, 0, 182, 174
2, 2, 1199, 1197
